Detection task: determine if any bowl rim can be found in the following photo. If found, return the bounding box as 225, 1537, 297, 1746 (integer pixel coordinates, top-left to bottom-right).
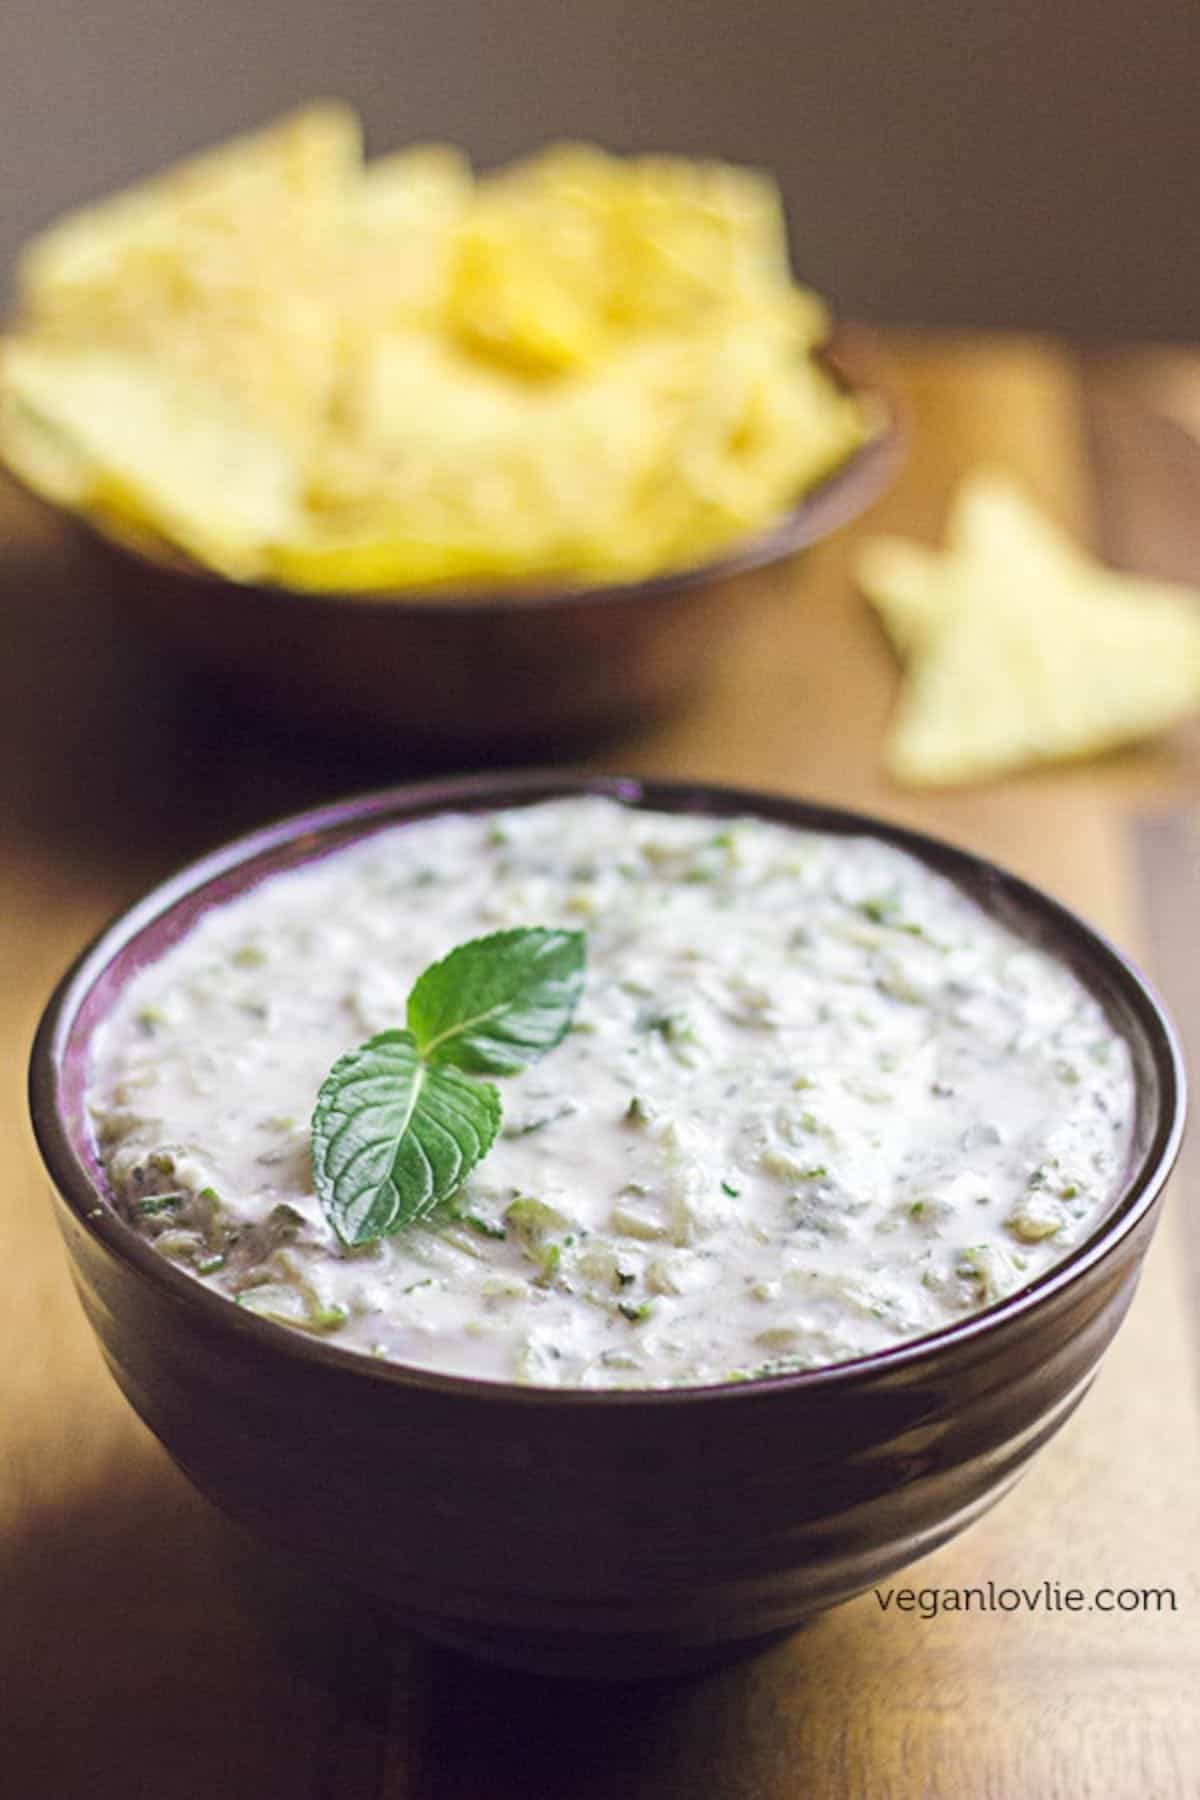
29, 768, 1187, 1410
35, 328, 904, 617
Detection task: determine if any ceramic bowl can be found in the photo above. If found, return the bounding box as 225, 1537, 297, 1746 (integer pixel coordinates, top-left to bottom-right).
34, 332, 902, 757
28, 772, 1185, 1679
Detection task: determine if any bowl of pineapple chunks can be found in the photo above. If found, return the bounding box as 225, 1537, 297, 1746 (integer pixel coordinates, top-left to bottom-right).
0, 104, 901, 752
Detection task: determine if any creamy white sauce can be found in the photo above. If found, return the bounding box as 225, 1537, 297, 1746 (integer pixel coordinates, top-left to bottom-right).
88, 796, 1136, 1388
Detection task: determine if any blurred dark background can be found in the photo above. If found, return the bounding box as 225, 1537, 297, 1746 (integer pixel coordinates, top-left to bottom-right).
1, 0, 1196, 337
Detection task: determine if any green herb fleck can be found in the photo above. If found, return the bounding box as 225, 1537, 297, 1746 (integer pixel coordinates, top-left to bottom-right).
462, 1212, 507, 1240
857, 893, 925, 937
235, 1286, 347, 1333
618, 1299, 653, 1323
502, 1099, 578, 1138
536, 1243, 562, 1287
504, 1196, 569, 1243
639, 1008, 691, 1043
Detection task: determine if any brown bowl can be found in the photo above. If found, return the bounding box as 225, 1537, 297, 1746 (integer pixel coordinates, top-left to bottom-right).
46, 331, 901, 756
28, 772, 1185, 1679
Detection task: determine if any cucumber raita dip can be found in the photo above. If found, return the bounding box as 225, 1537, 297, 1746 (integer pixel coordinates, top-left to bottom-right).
89, 797, 1135, 1388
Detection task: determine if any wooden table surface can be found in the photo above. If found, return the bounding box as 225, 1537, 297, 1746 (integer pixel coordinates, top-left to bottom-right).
2, 334, 1198, 1799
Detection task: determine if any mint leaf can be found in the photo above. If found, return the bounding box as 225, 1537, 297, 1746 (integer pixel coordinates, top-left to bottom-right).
406, 927, 586, 1075
312, 1029, 501, 1247
310, 927, 586, 1248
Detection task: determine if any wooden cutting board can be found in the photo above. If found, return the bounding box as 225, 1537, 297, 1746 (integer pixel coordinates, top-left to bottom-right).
1, 334, 1197, 1798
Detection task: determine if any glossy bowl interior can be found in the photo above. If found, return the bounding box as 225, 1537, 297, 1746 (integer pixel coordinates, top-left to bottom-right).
43, 332, 902, 757
29, 772, 1185, 1679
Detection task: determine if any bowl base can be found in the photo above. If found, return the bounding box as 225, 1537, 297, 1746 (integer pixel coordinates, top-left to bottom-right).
398, 1612, 799, 1682
224, 1522, 798, 1683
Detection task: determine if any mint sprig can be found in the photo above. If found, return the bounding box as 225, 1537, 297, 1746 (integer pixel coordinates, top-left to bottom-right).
312, 928, 586, 1247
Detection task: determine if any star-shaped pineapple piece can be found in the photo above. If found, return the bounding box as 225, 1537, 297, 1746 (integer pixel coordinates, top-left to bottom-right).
857, 472, 1200, 785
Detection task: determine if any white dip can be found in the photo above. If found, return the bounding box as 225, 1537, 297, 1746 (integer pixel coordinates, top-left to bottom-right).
89, 796, 1136, 1388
